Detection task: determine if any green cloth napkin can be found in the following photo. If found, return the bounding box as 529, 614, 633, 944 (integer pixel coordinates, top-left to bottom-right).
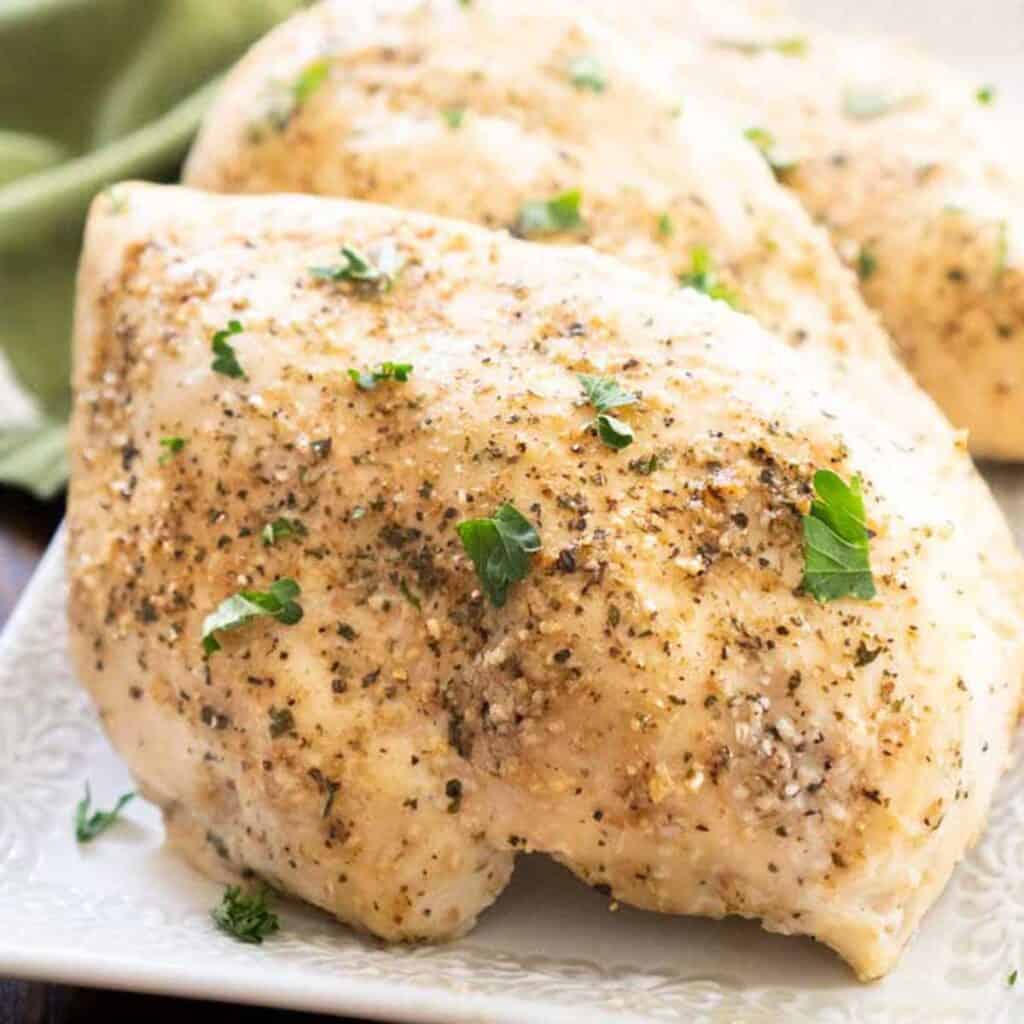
0, 0, 304, 499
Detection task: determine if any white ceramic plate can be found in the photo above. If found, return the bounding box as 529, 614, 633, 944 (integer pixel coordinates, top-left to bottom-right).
4, 3, 1024, 1020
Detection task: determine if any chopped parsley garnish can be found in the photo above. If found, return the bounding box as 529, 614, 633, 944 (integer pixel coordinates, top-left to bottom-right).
801, 470, 876, 603
568, 55, 607, 93
211, 320, 246, 379
348, 361, 413, 390
976, 84, 996, 105
744, 126, 796, 179
857, 245, 878, 281
679, 246, 740, 308
262, 517, 306, 546
442, 106, 466, 130
212, 885, 280, 944
74, 784, 135, 843
628, 452, 661, 475
657, 213, 674, 238
457, 503, 541, 607
715, 36, 808, 57
578, 374, 636, 412
159, 436, 186, 464
252, 58, 332, 138
202, 578, 303, 655
293, 58, 331, 105
310, 245, 401, 290
596, 416, 633, 450
578, 373, 637, 450
514, 189, 583, 237
1010, 969, 1019, 986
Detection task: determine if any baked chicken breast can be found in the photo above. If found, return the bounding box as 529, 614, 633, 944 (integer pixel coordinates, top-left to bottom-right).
69, 183, 1024, 980
185, 0, 1024, 458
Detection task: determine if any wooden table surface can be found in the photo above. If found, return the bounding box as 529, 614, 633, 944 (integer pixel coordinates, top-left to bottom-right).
0, 488, 372, 1024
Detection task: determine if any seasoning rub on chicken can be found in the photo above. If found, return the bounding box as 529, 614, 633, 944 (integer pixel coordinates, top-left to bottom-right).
69, 183, 1024, 981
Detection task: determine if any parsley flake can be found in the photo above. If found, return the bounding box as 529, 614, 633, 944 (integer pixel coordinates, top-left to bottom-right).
715, 36, 808, 57
251, 58, 332, 138
977, 84, 996, 105
801, 470, 876, 603
578, 374, 637, 412
202, 578, 303, 655
857, 245, 878, 281
310, 245, 402, 290
74, 784, 135, 843
679, 246, 740, 308
262, 517, 306, 546
211, 320, 246, 379
1010, 969, 1019, 986
514, 189, 583, 237
442, 106, 466, 130
578, 373, 637, 450
159, 436, 186, 465
348, 361, 413, 390
212, 885, 280, 944
293, 59, 330, 107
657, 212, 674, 239
596, 414, 634, 450
568, 55, 607, 93
628, 452, 662, 475
457, 503, 541, 608
744, 126, 796, 179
